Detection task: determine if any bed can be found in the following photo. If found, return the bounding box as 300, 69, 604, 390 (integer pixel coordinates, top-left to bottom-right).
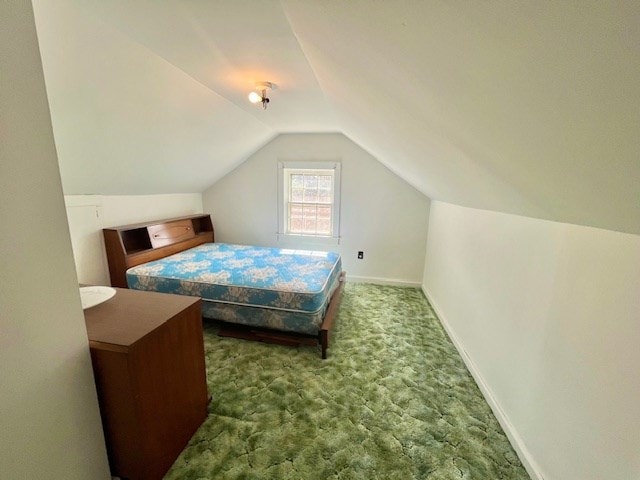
103, 214, 345, 358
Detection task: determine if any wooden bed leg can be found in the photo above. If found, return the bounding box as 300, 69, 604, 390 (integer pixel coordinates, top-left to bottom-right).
319, 330, 329, 359
318, 271, 346, 359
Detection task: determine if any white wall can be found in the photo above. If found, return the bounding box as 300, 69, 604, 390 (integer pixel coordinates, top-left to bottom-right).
0, 2, 110, 478
32, 0, 275, 196
65, 194, 203, 285
422, 201, 640, 480
203, 133, 430, 285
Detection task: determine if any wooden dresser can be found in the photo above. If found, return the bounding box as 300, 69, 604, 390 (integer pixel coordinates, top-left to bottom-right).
84, 288, 209, 480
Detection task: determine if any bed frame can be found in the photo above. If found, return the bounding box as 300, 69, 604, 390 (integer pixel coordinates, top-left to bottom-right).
103, 214, 345, 358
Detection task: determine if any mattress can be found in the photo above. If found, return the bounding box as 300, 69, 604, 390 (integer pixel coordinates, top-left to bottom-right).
126, 243, 342, 334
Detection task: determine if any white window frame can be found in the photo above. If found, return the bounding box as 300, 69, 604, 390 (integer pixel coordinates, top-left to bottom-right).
277, 161, 341, 246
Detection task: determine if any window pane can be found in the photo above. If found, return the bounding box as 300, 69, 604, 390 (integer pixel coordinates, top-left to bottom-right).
317, 205, 332, 235
318, 176, 331, 204
303, 188, 318, 203
317, 205, 332, 219
303, 219, 316, 234
302, 175, 318, 203
291, 175, 304, 189
288, 204, 304, 233
303, 175, 318, 190
318, 175, 332, 189
318, 188, 332, 203
316, 218, 331, 235
291, 188, 304, 202
303, 204, 317, 234
302, 204, 317, 217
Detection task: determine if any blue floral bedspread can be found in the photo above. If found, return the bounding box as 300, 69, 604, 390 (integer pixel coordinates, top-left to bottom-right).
126, 243, 342, 334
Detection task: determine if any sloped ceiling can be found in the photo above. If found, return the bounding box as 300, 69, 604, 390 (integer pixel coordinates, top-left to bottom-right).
32, 1, 639, 234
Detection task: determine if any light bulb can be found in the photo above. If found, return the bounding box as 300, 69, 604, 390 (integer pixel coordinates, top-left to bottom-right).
248, 91, 262, 103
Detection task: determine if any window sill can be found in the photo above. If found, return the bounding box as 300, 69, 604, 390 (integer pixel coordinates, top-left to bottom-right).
275, 233, 341, 247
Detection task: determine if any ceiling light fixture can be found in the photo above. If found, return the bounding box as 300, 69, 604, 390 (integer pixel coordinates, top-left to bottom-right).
248, 81, 275, 110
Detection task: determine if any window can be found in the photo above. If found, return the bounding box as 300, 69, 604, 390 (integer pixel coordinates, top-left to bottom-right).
278, 161, 341, 243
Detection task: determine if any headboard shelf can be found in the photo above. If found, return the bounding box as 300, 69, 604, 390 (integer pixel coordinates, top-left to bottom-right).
103, 214, 214, 287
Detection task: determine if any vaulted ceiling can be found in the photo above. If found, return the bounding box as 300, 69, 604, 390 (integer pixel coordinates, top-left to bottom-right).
32, 1, 639, 234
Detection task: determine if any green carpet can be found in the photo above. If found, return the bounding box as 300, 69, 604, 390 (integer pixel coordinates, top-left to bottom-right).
164, 283, 530, 480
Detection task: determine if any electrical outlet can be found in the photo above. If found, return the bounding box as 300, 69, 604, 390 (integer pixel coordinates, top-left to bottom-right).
357, 251, 364, 259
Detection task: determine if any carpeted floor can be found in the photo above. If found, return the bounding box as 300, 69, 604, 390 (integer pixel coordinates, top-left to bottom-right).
164, 283, 530, 479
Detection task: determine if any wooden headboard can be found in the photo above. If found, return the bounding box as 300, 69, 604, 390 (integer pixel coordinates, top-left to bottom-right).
103, 214, 214, 287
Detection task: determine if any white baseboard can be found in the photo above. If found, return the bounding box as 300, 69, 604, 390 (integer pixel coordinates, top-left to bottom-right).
347, 275, 422, 287
421, 285, 544, 480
